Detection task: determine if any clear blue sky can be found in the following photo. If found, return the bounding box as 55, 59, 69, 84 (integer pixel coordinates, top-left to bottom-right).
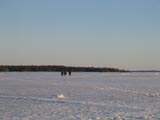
0, 0, 160, 70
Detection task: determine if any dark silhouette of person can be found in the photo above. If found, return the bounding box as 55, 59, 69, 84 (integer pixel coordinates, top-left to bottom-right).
64, 71, 67, 76
61, 71, 64, 76
68, 71, 71, 76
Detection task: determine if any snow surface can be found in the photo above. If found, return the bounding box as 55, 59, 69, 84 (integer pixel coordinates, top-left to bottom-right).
0, 72, 160, 120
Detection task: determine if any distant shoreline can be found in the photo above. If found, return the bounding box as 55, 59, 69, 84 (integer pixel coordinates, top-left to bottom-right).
0, 65, 159, 72
0, 65, 127, 72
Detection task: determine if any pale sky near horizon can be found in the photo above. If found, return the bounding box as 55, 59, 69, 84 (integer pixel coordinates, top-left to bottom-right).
0, 0, 160, 70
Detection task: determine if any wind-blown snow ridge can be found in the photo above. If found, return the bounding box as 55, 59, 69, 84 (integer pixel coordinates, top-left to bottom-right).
0, 95, 140, 110
0, 95, 108, 106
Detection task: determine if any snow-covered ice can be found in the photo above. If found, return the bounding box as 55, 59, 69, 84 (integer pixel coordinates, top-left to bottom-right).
0, 72, 160, 120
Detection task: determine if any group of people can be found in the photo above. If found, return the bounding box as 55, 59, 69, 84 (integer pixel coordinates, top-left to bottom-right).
61, 71, 71, 76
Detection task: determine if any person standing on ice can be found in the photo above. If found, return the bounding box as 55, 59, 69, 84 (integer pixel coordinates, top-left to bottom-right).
68, 70, 71, 76
61, 71, 64, 76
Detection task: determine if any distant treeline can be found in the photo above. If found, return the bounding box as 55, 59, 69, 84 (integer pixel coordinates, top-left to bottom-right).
0, 65, 127, 72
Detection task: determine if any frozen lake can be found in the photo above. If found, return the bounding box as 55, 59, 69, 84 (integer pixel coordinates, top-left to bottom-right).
0, 72, 160, 120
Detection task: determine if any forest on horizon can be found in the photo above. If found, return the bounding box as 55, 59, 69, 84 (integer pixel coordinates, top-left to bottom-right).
0, 65, 127, 72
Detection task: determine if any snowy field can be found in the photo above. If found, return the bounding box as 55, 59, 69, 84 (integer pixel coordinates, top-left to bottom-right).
0, 72, 160, 120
